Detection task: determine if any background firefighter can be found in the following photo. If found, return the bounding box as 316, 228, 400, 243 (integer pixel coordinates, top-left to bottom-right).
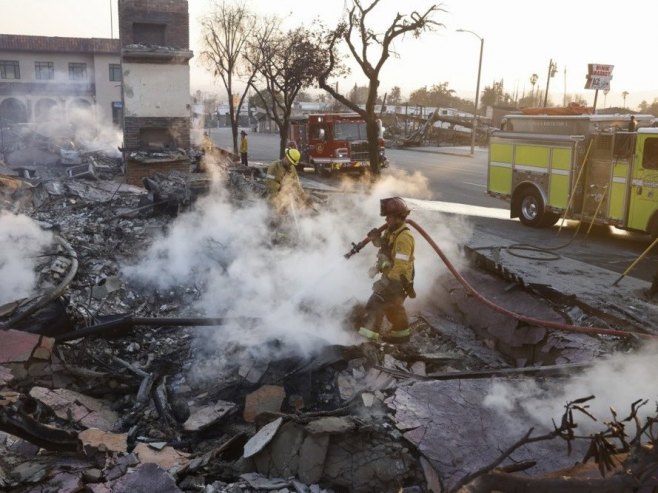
359, 197, 416, 343
265, 148, 308, 215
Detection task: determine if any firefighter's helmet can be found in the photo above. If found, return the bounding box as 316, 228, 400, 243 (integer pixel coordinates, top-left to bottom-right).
285, 148, 301, 165
380, 197, 410, 217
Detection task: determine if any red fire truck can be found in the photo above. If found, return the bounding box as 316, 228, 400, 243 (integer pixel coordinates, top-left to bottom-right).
288, 113, 388, 175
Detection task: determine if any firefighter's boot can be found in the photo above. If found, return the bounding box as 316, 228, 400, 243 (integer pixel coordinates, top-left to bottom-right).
381, 327, 411, 344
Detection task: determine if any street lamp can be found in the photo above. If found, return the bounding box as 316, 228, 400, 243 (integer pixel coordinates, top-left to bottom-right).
457, 29, 483, 156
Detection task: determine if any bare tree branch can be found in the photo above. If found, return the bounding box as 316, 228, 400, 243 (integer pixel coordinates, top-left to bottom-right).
319, 1, 445, 173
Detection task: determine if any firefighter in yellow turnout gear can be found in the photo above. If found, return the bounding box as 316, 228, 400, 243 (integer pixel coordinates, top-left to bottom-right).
266, 148, 307, 215
359, 197, 416, 344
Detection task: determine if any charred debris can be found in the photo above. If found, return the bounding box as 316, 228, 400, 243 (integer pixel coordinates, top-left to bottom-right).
0, 131, 657, 493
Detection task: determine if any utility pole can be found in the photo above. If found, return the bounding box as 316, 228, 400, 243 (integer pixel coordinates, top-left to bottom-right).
543, 59, 557, 107
456, 29, 484, 156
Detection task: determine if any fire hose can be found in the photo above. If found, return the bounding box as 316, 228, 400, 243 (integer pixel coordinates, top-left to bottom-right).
346, 219, 656, 340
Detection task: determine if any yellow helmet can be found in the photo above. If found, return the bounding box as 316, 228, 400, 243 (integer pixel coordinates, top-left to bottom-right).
285, 148, 301, 165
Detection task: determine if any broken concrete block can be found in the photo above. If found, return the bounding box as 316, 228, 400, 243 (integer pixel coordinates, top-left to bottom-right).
410, 361, 426, 376
240, 472, 289, 490
183, 400, 235, 431
0, 365, 14, 386
298, 433, 329, 484
256, 421, 305, 478
104, 452, 139, 481
361, 393, 375, 408
10, 462, 48, 484
29, 387, 118, 431
110, 463, 182, 493
305, 417, 355, 435
243, 385, 285, 423
133, 443, 190, 470
243, 417, 283, 459
83, 468, 104, 483
0, 330, 53, 364
79, 428, 128, 454
364, 368, 395, 391
383, 353, 407, 371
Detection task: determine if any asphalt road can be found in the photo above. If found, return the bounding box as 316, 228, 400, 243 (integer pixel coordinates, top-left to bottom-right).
209, 126, 658, 284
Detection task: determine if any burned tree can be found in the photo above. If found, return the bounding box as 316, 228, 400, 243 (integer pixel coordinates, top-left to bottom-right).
320, 0, 444, 174
248, 26, 329, 161
200, 1, 272, 154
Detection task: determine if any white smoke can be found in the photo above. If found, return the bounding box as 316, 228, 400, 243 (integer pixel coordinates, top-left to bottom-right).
0, 212, 53, 305
121, 166, 469, 361
483, 341, 658, 435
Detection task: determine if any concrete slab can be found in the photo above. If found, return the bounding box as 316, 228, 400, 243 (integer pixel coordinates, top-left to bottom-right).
389, 379, 589, 486
464, 230, 658, 334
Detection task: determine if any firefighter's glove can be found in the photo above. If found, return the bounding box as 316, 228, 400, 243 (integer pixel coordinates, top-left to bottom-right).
368, 265, 380, 279
367, 228, 381, 243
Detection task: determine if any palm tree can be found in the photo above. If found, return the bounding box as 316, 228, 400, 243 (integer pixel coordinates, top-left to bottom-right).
622, 91, 629, 109
530, 73, 539, 105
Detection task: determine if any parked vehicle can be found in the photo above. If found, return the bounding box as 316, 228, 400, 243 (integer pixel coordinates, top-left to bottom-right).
487, 113, 658, 238
288, 113, 388, 175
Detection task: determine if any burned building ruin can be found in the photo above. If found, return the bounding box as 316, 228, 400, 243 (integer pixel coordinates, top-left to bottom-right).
119, 0, 194, 185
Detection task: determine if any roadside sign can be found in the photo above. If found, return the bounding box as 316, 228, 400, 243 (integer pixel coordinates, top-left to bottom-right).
585, 63, 614, 90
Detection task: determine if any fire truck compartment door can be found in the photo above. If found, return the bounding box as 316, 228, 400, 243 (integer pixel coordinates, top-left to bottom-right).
628, 134, 658, 232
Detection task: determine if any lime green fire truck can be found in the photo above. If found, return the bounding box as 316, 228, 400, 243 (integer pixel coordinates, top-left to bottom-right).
487, 114, 658, 238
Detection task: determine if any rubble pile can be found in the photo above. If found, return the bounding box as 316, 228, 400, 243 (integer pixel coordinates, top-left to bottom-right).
1, 153, 655, 492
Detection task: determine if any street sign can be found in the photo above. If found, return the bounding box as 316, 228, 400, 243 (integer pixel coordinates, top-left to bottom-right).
585, 63, 614, 90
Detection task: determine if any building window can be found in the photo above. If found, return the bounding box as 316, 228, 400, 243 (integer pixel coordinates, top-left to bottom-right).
0, 60, 20, 79
133, 23, 166, 45
69, 62, 87, 80
35, 61, 54, 80
109, 63, 121, 82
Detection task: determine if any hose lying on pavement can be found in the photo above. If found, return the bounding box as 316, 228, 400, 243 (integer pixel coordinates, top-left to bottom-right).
405, 219, 655, 340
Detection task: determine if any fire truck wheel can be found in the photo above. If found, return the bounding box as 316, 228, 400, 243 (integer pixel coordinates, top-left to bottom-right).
541, 212, 560, 228
518, 187, 546, 228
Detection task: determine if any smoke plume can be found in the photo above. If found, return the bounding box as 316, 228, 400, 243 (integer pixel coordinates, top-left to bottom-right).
483, 341, 658, 434
122, 165, 468, 362
0, 212, 53, 305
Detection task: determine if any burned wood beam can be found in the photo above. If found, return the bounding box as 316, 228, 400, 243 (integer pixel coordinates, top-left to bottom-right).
376, 362, 592, 381
55, 316, 261, 342
0, 406, 81, 452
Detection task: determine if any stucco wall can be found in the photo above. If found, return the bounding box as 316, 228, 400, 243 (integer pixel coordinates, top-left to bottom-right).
122, 62, 190, 118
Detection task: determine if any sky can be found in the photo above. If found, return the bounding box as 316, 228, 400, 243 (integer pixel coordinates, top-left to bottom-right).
1, 0, 657, 109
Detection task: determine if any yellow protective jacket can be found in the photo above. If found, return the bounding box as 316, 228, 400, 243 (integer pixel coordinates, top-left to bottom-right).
240, 136, 248, 153
265, 160, 304, 203
379, 223, 415, 283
